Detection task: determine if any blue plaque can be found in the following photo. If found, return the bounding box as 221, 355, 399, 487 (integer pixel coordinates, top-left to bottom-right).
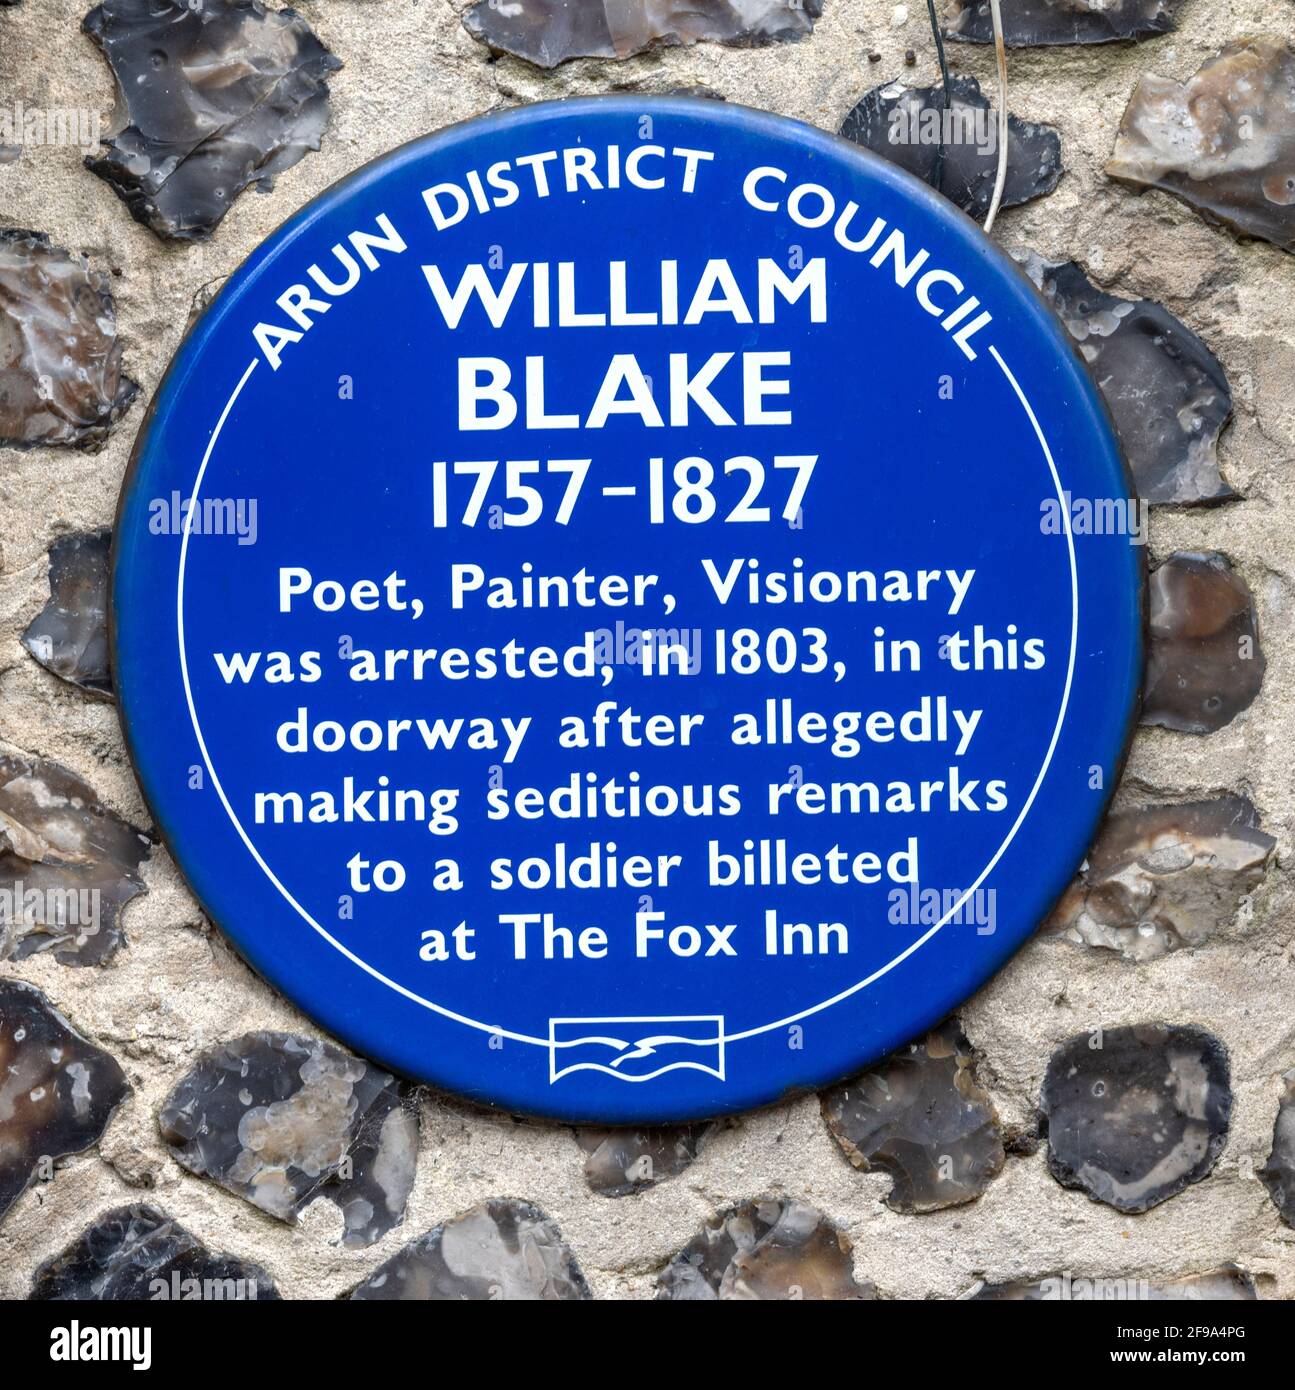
113, 98, 1143, 1122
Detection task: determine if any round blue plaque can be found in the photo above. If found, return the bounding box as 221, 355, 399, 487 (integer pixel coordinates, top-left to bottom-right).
113, 98, 1142, 1122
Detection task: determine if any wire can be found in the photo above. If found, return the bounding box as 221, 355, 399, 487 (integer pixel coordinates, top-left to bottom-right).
924, 0, 952, 193
983, 0, 1010, 233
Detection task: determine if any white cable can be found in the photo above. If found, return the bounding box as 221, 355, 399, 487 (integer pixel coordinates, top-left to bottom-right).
984, 0, 1010, 234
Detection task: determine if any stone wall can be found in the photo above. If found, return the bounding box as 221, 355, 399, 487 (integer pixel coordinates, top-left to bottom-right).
1, 0, 1292, 1300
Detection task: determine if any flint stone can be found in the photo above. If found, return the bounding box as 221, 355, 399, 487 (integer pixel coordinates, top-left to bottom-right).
1258, 1068, 1295, 1227
30, 1203, 279, 1300
159, 1031, 418, 1247
1143, 552, 1264, 734
462, 0, 822, 68
822, 1018, 1005, 1212
1044, 797, 1275, 962
1016, 251, 1233, 504
657, 1197, 876, 1300
1041, 1024, 1231, 1212
577, 1123, 718, 1197
21, 530, 112, 698
1108, 40, 1295, 255
946, 0, 1186, 47
0, 750, 150, 965
0, 979, 130, 1225
0, 231, 137, 448
83, 0, 340, 241
350, 1199, 591, 1300
840, 76, 1062, 217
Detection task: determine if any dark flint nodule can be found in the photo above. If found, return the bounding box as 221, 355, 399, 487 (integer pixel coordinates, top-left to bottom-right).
1259, 1068, 1295, 1227
22, 530, 112, 698
821, 1018, 1005, 1212
1143, 552, 1264, 734
577, 1123, 717, 1197
0, 979, 130, 1225
1044, 797, 1275, 962
462, 0, 821, 68
0, 231, 138, 448
82, 0, 341, 242
839, 77, 1062, 218
945, 0, 1186, 46
30, 1203, 280, 1300
350, 1199, 591, 1300
1108, 40, 1295, 255
1015, 252, 1233, 505
973, 1266, 1257, 1300
158, 1032, 418, 1247
657, 1197, 876, 1300
1040, 1024, 1231, 1212
0, 750, 151, 966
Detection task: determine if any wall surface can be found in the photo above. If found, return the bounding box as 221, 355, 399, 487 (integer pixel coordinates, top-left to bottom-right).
1, 0, 1293, 1300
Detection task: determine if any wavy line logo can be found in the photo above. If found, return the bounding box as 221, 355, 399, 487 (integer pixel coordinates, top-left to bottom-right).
548, 1015, 725, 1084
